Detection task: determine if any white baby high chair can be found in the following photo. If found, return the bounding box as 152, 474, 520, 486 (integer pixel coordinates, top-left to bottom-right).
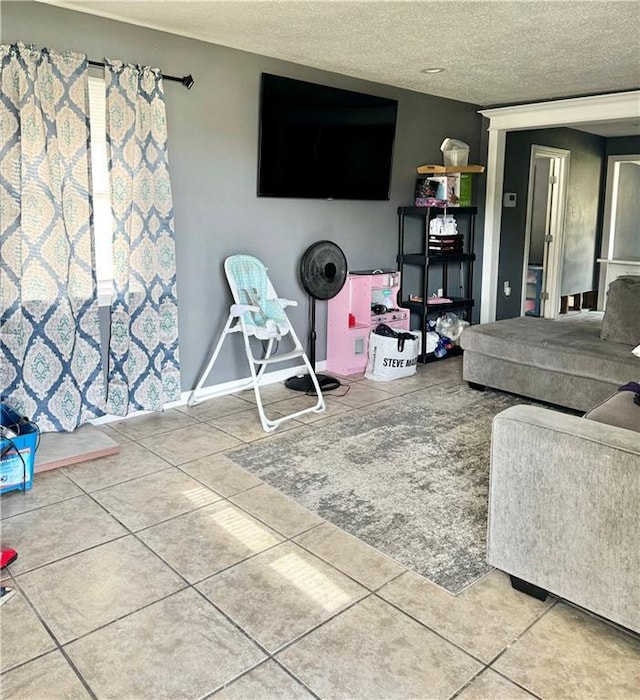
188, 255, 326, 432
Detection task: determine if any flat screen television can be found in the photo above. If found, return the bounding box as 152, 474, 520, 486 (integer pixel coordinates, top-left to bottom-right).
258, 73, 398, 200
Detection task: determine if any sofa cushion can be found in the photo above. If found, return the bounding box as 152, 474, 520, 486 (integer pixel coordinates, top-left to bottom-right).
584, 390, 640, 433
600, 276, 640, 345
460, 314, 636, 384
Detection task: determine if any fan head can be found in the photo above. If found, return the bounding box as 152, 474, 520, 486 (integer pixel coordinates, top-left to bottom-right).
299, 240, 348, 300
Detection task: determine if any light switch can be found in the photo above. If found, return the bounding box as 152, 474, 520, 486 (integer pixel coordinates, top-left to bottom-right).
503, 192, 517, 208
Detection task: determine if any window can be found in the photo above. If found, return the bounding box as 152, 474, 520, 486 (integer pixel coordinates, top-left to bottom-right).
88, 76, 114, 306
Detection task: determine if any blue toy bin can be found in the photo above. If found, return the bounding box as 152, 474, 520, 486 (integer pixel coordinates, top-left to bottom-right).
1, 404, 38, 494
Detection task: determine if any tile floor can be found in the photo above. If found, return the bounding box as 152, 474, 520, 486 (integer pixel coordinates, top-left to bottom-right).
1, 358, 639, 699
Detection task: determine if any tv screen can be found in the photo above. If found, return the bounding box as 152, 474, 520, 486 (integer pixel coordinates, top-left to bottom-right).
258, 73, 398, 200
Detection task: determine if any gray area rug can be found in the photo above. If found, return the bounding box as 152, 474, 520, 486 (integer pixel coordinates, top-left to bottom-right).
228, 383, 526, 593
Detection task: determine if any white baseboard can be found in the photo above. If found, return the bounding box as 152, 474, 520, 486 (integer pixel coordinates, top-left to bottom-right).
90, 361, 327, 426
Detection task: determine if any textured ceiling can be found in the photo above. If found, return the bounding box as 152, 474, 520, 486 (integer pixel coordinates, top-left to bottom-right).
41, 0, 640, 107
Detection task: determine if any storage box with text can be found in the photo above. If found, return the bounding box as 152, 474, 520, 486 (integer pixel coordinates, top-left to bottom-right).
1, 405, 37, 494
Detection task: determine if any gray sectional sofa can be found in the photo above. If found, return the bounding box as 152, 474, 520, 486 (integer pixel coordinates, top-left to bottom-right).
488, 399, 640, 633
464, 276, 640, 633
460, 276, 640, 412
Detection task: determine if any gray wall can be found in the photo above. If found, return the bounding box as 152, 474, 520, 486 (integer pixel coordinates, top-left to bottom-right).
3, 1, 484, 390
496, 128, 605, 319
606, 136, 640, 156
613, 162, 640, 259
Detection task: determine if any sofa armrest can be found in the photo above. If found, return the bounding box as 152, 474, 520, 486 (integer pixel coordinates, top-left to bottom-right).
488, 405, 640, 633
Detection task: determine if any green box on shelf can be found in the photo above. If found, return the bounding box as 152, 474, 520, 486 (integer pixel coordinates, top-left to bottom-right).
415, 173, 472, 207
458, 173, 472, 207
444, 173, 472, 207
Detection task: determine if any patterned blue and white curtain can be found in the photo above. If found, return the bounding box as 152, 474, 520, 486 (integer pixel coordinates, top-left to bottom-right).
0, 43, 104, 432
104, 59, 180, 415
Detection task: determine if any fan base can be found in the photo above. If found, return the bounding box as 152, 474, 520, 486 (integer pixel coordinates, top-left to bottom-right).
285, 373, 342, 393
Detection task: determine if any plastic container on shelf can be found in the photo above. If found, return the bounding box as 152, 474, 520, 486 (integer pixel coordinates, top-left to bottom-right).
441, 138, 470, 167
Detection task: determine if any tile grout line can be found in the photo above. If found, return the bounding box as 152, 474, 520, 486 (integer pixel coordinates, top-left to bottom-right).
484, 598, 559, 669
4, 397, 379, 575
189, 585, 273, 658
371, 568, 409, 593
192, 579, 349, 698
126, 441, 247, 469
225, 491, 326, 540
0, 648, 58, 678
6, 383, 424, 575
7, 475, 237, 578
59, 587, 190, 647
269, 657, 323, 700
487, 667, 544, 700
28, 542, 279, 662
56, 539, 372, 700
10, 469, 327, 583
175, 538, 286, 587
57, 473, 310, 669
9, 474, 278, 693
370, 573, 565, 683
196, 659, 288, 700
0, 490, 86, 522
561, 598, 640, 642
371, 590, 490, 667
4, 507, 551, 700
5, 577, 97, 699
292, 533, 410, 594
446, 665, 491, 700
199, 657, 322, 700
173, 462, 264, 499
0, 458, 84, 521
121, 408, 268, 455
10, 531, 132, 578
263, 590, 376, 659
6, 367, 516, 697
66, 462, 175, 496
7, 475, 194, 650
56, 645, 99, 700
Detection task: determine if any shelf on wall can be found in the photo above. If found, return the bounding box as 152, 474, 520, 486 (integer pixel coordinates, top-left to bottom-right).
399, 253, 476, 266
401, 297, 474, 313
416, 164, 485, 175
419, 346, 464, 364
398, 205, 478, 217
397, 201, 476, 364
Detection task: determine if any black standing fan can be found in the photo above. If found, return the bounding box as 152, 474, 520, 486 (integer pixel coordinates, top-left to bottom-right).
285, 240, 348, 393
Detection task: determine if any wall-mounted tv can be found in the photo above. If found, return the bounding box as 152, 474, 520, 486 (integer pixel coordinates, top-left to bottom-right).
258, 73, 398, 200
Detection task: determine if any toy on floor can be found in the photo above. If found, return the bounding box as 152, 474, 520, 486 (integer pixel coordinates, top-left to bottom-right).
1, 547, 18, 569
0, 547, 18, 605
0, 586, 15, 605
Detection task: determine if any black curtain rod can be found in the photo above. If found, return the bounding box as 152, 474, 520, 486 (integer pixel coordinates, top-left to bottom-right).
88, 59, 194, 89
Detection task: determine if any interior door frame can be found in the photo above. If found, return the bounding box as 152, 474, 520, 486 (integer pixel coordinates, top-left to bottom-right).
478, 90, 640, 323
597, 153, 640, 307
520, 145, 571, 318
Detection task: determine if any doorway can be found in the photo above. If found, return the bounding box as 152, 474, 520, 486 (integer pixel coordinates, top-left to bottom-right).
520, 145, 570, 318
478, 90, 639, 323
597, 154, 640, 308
